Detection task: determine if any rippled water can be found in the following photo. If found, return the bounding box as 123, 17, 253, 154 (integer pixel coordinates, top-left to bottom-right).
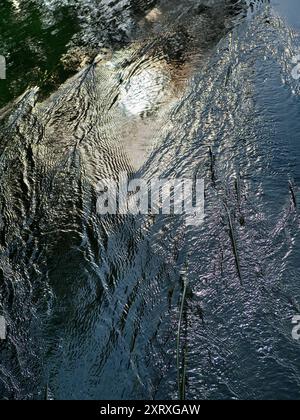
273, 0, 300, 30
1, 0, 300, 400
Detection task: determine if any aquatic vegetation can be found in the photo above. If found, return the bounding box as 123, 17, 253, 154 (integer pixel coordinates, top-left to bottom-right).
176, 274, 188, 400
289, 181, 297, 209
224, 203, 243, 285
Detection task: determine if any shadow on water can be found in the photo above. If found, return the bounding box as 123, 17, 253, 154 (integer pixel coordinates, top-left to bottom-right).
1, 0, 300, 400
0, 0, 81, 108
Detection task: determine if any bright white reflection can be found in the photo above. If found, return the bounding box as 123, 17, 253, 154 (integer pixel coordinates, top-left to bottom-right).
11, 0, 21, 12
119, 67, 168, 116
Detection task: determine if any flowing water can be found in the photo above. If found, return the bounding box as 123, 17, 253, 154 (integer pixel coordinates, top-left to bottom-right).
0, 0, 300, 400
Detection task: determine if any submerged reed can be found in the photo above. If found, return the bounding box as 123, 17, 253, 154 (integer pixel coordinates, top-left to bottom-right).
289, 181, 297, 209
176, 273, 188, 400
225, 203, 243, 285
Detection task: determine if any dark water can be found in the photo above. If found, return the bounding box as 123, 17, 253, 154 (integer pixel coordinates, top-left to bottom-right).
0, 0, 80, 108
1, 0, 300, 400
